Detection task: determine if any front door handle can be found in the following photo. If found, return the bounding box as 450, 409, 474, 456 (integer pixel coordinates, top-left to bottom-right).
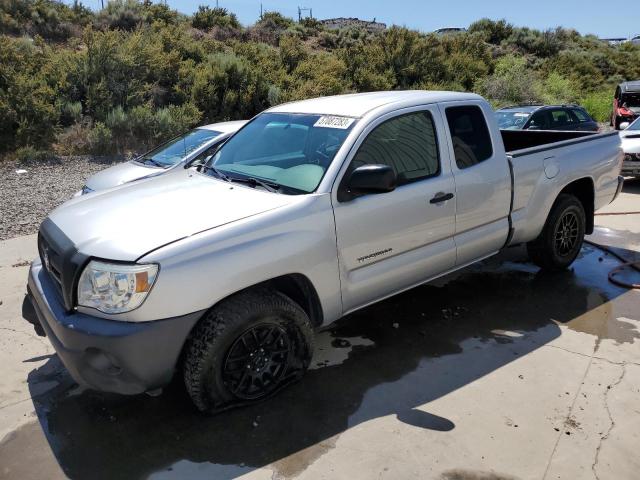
430, 192, 454, 204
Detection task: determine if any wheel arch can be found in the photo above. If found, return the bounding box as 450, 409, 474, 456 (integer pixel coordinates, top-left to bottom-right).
193, 273, 324, 331
557, 177, 595, 234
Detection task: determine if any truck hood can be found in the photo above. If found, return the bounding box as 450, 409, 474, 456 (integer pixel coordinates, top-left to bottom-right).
85, 161, 165, 191
49, 169, 295, 261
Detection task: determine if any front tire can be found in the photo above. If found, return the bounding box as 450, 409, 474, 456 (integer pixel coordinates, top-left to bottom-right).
527, 194, 586, 271
183, 289, 314, 413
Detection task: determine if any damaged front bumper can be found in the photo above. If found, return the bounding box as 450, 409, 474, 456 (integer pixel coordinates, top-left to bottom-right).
25, 259, 204, 395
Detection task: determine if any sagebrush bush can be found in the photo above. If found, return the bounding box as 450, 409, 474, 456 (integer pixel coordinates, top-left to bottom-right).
88, 122, 113, 154
53, 122, 92, 155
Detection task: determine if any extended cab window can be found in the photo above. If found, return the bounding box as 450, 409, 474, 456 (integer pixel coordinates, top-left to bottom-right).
445, 106, 493, 169
350, 111, 440, 185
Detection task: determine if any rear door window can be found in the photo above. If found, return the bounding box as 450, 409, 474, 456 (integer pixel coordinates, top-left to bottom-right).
445, 106, 493, 169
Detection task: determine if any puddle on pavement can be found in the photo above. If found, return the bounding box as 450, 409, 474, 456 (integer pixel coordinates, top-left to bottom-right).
1, 235, 638, 480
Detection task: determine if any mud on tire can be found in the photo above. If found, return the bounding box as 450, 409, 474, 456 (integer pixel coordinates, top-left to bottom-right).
526, 194, 586, 271
183, 289, 314, 413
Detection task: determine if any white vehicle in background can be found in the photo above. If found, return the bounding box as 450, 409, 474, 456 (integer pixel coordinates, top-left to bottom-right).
76, 121, 246, 195
619, 117, 640, 177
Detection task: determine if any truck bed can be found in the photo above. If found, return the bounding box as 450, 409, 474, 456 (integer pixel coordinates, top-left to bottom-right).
501, 129, 596, 154
503, 129, 622, 246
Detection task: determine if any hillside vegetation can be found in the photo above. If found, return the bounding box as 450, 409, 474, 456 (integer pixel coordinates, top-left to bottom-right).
1, 0, 639, 159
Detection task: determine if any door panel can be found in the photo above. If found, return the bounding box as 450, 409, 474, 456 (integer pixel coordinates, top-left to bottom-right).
334, 178, 456, 311
439, 102, 511, 265
332, 107, 456, 312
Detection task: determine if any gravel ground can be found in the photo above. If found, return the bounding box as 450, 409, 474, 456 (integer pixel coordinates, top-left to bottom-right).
0, 156, 123, 240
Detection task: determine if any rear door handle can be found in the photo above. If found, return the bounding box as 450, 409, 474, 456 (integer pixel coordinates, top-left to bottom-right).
430, 192, 455, 204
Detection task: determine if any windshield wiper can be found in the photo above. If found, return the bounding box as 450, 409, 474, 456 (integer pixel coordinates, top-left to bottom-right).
200, 165, 280, 193
140, 158, 166, 168
228, 175, 279, 193
200, 164, 232, 182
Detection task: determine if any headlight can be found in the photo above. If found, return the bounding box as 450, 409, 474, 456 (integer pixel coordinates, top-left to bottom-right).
77, 261, 158, 314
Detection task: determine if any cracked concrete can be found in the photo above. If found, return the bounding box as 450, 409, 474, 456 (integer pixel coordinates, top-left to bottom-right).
0, 180, 639, 480
591, 363, 626, 480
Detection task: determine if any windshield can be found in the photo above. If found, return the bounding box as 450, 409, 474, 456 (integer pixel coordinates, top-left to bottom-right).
138, 128, 221, 167
621, 93, 640, 108
207, 113, 356, 194
495, 111, 531, 130
627, 117, 640, 130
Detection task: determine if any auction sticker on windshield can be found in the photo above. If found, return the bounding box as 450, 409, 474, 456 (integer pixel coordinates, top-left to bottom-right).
314, 116, 356, 129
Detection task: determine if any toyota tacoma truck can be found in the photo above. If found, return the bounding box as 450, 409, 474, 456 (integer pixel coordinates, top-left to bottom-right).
26, 91, 624, 412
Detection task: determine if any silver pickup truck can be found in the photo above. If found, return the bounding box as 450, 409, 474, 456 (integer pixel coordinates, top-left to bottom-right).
26, 91, 623, 412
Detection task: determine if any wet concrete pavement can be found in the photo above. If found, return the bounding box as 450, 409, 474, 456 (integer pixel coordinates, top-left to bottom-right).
1, 180, 639, 480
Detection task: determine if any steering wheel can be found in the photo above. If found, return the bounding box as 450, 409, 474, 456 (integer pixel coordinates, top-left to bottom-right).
313, 148, 331, 166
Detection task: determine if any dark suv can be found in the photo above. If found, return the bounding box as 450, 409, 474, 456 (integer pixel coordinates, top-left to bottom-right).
611, 81, 640, 130
495, 105, 599, 132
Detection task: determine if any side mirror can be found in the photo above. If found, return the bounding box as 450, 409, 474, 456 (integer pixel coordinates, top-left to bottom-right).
619, 122, 630, 130
345, 164, 397, 198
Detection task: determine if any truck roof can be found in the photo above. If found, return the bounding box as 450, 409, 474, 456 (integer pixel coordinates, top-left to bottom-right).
497, 104, 584, 113
199, 120, 247, 134
267, 91, 483, 118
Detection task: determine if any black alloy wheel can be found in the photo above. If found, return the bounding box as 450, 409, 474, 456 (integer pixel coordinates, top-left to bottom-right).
222, 323, 292, 400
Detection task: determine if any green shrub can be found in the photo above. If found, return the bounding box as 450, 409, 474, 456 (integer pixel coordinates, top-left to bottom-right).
535, 71, 578, 104
580, 90, 612, 123
88, 121, 114, 154
105, 105, 129, 148
191, 52, 270, 121
279, 34, 307, 73
468, 19, 514, 45
60, 101, 83, 126
476, 55, 541, 105
0, 4, 639, 158
14, 145, 55, 163
192, 6, 240, 31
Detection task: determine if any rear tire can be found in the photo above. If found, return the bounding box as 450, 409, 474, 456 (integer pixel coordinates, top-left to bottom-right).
183, 289, 314, 413
527, 194, 586, 271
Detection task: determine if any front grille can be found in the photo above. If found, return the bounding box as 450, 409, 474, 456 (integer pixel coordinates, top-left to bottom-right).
624, 153, 640, 162
38, 233, 64, 301
38, 218, 89, 311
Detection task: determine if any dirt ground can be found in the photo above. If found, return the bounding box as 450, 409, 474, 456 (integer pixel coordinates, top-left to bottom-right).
0, 179, 639, 480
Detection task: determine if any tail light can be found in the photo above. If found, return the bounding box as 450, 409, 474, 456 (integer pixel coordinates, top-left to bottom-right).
618, 106, 634, 116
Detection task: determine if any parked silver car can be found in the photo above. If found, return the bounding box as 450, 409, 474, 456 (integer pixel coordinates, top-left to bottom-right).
76, 120, 246, 195
620, 117, 640, 177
